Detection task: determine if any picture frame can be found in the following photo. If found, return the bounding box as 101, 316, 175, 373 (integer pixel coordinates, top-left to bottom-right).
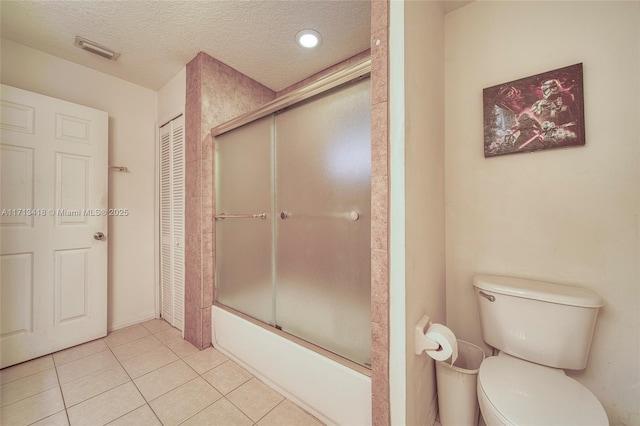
483, 63, 585, 158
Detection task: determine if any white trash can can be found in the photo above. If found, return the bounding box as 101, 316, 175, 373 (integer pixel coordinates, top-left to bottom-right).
435, 340, 485, 426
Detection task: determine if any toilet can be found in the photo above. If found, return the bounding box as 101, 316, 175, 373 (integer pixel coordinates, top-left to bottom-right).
473, 274, 609, 426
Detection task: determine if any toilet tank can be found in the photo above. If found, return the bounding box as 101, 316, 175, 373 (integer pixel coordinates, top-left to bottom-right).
473, 274, 603, 370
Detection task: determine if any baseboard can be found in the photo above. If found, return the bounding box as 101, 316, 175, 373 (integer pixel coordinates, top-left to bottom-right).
108, 310, 157, 332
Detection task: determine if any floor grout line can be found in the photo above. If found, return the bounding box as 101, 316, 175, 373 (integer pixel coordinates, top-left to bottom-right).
52, 356, 72, 426
107, 325, 215, 425
2, 319, 325, 426
103, 333, 162, 425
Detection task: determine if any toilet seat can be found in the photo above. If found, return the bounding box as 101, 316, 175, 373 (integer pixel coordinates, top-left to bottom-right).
477, 355, 608, 425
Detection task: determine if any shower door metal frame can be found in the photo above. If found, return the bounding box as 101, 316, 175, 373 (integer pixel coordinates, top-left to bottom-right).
212, 58, 372, 370
210, 58, 371, 138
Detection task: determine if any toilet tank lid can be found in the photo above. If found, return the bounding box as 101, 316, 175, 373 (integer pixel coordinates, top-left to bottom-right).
473, 274, 604, 308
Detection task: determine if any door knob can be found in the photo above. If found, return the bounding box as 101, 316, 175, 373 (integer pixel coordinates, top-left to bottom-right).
280, 211, 288, 220
93, 232, 106, 241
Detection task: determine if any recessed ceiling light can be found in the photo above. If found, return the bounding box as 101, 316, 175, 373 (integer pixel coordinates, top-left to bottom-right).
295, 29, 322, 49
74, 36, 120, 61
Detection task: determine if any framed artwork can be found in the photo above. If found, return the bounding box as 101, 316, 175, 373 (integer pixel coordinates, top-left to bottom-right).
483, 63, 585, 157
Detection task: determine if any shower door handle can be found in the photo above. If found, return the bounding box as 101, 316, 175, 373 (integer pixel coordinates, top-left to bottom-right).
214, 213, 267, 220
279, 211, 360, 220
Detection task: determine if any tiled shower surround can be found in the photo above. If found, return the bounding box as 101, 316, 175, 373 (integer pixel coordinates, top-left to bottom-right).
183, 1, 390, 423
184, 51, 275, 350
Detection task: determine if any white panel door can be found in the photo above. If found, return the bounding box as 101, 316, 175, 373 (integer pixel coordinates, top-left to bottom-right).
159, 115, 184, 331
0, 84, 108, 368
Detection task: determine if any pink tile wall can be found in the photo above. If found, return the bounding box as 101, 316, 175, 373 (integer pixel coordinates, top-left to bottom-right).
370, 0, 390, 425
185, 54, 203, 348
184, 52, 275, 350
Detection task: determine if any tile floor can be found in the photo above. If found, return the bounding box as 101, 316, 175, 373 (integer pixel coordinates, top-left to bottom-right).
0, 319, 325, 426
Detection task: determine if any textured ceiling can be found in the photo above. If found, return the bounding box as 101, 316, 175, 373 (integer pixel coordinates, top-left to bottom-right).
0, 1, 473, 92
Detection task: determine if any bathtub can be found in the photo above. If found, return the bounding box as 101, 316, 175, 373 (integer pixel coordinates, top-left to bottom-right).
211, 305, 372, 425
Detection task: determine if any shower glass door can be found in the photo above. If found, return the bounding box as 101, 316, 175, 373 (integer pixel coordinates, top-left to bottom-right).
215, 116, 274, 325
274, 78, 371, 365
215, 77, 371, 366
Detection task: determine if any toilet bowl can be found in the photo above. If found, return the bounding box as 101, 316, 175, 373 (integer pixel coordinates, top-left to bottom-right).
477, 353, 608, 426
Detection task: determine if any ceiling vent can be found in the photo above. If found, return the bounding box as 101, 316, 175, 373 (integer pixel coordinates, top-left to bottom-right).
74, 36, 120, 61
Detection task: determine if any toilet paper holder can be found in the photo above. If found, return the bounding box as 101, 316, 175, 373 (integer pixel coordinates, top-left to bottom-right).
414, 315, 442, 355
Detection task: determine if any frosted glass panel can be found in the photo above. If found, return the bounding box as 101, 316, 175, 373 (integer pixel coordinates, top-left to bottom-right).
215, 116, 274, 325
275, 78, 371, 366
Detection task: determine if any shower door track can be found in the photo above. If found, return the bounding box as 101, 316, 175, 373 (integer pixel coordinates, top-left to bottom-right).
214, 303, 371, 376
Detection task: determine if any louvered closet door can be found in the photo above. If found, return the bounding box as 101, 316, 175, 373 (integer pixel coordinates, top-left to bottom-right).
159, 115, 185, 331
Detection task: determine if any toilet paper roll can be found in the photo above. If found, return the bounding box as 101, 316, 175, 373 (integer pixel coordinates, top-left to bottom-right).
424, 323, 458, 365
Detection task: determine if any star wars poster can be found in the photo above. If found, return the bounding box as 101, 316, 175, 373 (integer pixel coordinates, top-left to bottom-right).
483, 63, 585, 157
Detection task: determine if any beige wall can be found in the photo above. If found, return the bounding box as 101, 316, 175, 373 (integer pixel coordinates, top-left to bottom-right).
1, 38, 159, 331
444, 2, 639, 424
404, 1, 446, 425
158, 67, 186, 126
